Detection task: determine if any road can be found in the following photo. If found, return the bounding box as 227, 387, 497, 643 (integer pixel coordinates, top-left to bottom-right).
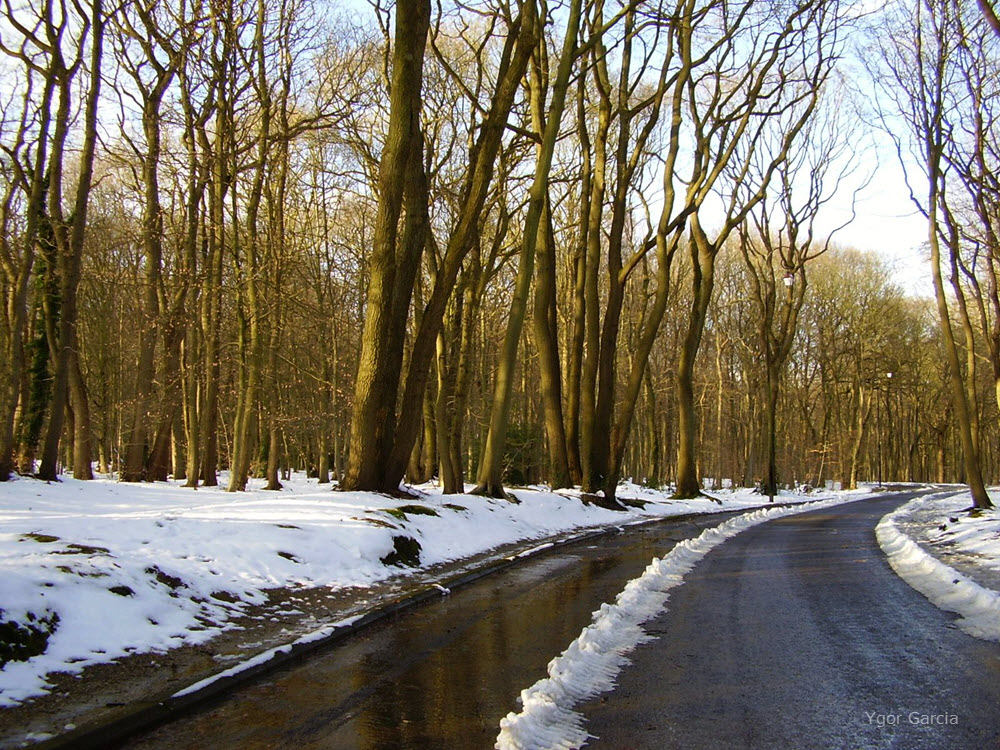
581, 492, 1000, 749
122, 492, 1000, 749
123, 510, 737, 749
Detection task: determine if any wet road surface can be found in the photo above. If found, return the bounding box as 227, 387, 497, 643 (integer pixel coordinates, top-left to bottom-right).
122, 510, 741, 749
582, 492, 1000, 749
121, 492, 1000, 750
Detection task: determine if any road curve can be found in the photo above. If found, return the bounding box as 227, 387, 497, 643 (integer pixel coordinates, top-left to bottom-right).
120, 510, 748, 750
581, 492, 1000, 750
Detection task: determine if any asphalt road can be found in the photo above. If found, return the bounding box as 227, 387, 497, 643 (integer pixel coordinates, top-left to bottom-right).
581, 492, 1000, 749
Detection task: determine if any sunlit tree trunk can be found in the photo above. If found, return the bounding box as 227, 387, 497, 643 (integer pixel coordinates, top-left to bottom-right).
342, 0, 431, 492
38, 0, 104, 481
527, 42, 571, 490
473, 0, 581, 498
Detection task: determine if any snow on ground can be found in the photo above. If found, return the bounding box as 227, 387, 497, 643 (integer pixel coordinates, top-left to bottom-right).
876, 488, 1000, 642
0, 472, 855, 707
494, 494, 864, 750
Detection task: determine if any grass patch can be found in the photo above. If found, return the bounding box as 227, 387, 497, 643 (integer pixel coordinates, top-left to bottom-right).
443, 503, 468, 512
56, 564, 108, 578
0, 610, 60, 668
54, 543, 111, 556
397, 504, 439, 516
20, 533, 60, 544
357, 516, 399, 529
145, 566, 185, 590
381, 504, 440, 521
380, 535, 422, 568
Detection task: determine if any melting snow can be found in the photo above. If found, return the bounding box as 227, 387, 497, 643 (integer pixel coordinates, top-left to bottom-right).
876, 489, 1000, 642
0, 472, 855, 707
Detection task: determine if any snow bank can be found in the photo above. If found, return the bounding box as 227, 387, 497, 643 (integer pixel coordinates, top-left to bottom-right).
495, 495, 860, 750
876, 494, 1000, 642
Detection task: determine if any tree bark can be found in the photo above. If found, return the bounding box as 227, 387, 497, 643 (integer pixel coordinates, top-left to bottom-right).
674, 232, 716, 498
528, 43, 571, 490
122, 89, 170, 481
38, 0, 104, 481
473, 0, 580, 498
342, 0, 431, 493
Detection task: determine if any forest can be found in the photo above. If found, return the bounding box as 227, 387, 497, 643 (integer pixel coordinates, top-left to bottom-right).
0, 0, 998, 510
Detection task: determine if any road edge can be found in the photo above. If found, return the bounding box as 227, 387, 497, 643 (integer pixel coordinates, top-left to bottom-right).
876, 497, 1000, 642
24, 498, 853, 750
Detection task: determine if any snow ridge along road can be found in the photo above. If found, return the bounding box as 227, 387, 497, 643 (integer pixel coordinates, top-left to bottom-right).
877, 495, 1000, 642
495, 494, 862, 750
0, 473, 858, 711
0, 474, 864, 748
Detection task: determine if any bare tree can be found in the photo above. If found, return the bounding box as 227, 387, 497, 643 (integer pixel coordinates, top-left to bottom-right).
669, 0, 843, 499
0, 0, 106, 481
872, 0, 993, 509
978, 0, 1000, 35
343, 0, 540, 493
738, 85, 867, 499
111, 0, 183, 482
473, 0, 583, 498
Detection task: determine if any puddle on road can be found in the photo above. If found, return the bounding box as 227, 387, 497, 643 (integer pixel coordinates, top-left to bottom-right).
123, 518, 718, 750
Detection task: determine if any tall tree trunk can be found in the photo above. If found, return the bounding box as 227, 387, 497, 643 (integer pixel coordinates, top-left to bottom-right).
200, 235, 222, 487
848, 384, 871, 490
171, 398, 185, 480
0, 25, 59, 481
182, 324, 200, 487
146, 322, 184, 481
603, 233, 678, 503
380, 3, 539, 491
473, 0, 581, 498
342, 0, 431, 493
68, 349, 93, 479
564, 69, 591, 487
590, 26, 640, 491
929, 221, 991, 506
1, 227, 38, 480
644, 370, 661, 485
198, 4, 234, 488
38, 1, 104, 481
435, 325, 458, 493
437, 266, 484, 495
227, 236, 263, 491
579, 43, 611, 494
763, 364, 780, 499
528, 50, 571, 490
122, 91, 169, 481
674, 234, 716, 499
